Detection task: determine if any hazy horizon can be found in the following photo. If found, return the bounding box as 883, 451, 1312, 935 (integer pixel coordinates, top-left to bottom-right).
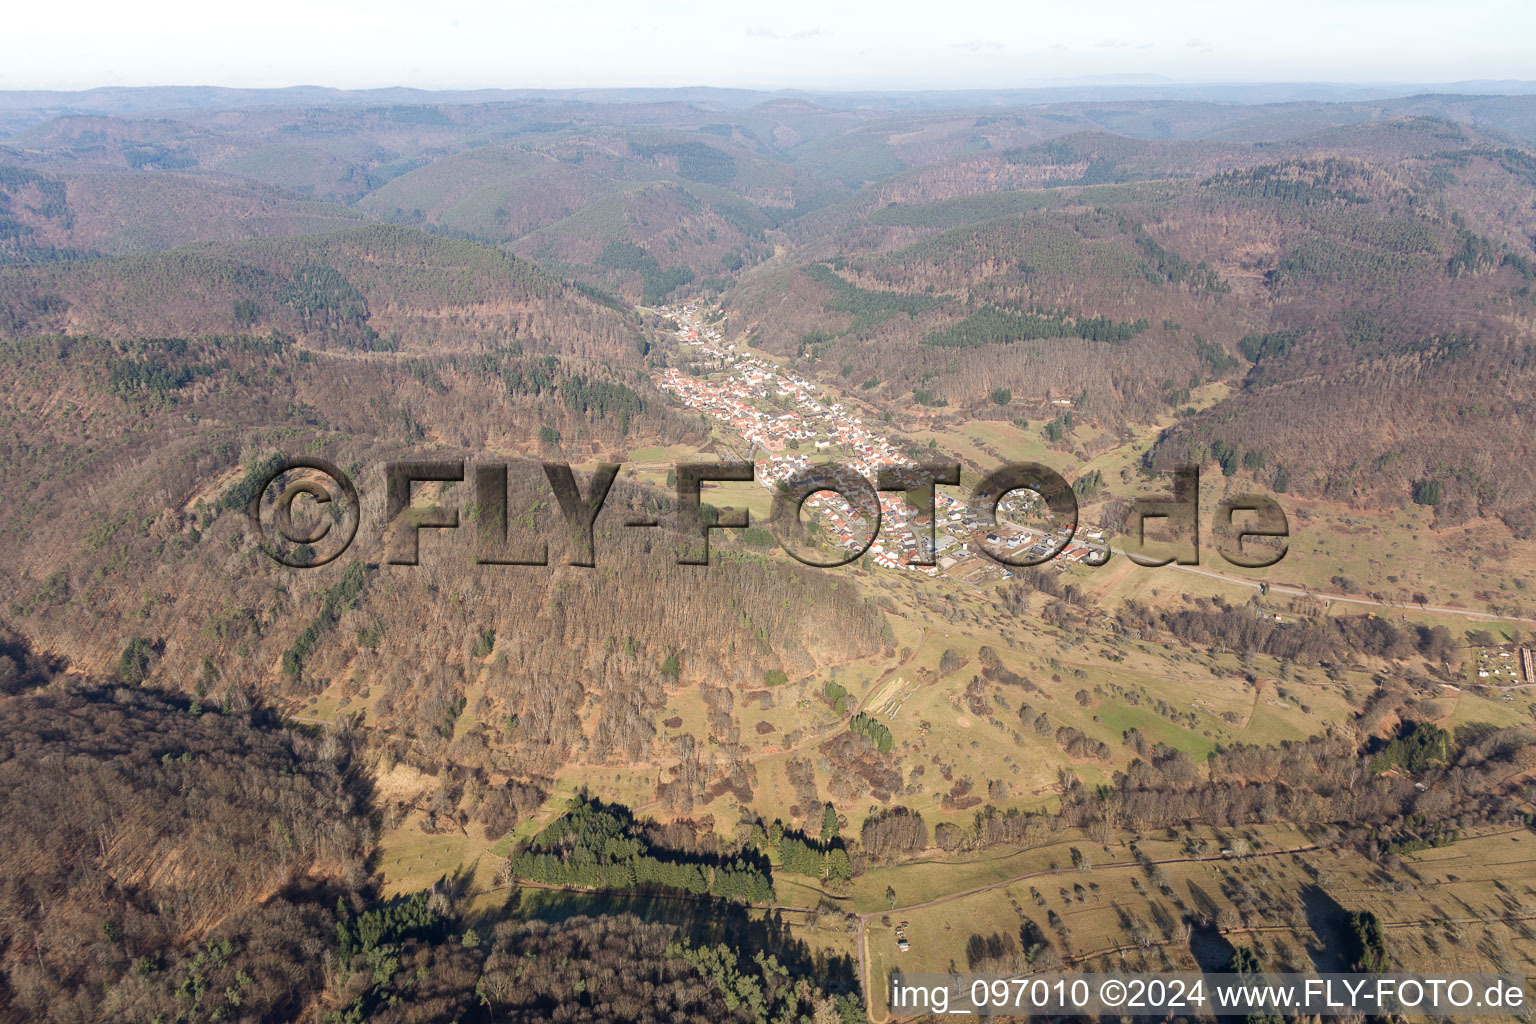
6, 0, 1534, 93
6, 75, 1536, 95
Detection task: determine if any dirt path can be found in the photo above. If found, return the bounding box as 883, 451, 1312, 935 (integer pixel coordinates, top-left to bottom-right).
1153, 558, 1536, 625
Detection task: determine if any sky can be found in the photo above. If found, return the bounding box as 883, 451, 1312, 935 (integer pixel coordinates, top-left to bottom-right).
3, 0, 1533, 92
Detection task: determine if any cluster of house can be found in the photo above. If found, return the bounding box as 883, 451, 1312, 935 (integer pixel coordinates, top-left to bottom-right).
654, 305, 1106, 576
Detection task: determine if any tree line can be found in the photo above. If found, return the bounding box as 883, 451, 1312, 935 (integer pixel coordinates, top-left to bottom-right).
507, 794, 774, 904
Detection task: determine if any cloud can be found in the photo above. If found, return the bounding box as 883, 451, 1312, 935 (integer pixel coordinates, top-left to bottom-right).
747, 26, 824, 41
953, 40, 1004, 52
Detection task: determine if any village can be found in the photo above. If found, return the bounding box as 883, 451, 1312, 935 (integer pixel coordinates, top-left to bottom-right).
652, 304, 1107, 578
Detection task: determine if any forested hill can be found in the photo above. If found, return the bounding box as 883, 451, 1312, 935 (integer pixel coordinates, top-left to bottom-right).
0, 188, 893, 834
0, 225, 649, 362
721, 131, 1536, 532
0, 679, 373, 1022
0, 671, 860, 1024
0, 305, 889, 789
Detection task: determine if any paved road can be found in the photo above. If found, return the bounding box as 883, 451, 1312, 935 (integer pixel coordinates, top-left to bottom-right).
1123, 552, 1536, 625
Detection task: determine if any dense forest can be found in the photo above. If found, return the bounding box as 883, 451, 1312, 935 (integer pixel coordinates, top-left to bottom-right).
0, 234, 890, 793
0, 680, 372, 1022
0, 672, 860, 1024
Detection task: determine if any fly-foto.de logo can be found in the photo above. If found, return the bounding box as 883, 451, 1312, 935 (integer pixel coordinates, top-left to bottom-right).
246, 457, 1289, 572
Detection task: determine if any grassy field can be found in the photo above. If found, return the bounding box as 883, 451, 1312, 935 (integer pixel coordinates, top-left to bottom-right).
858, 824, 1536, 1020
890, 369, 1535, 624
377, 809, 500, 898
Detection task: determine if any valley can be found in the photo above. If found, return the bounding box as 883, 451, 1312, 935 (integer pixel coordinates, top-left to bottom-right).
2, 80, 1536, 1024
